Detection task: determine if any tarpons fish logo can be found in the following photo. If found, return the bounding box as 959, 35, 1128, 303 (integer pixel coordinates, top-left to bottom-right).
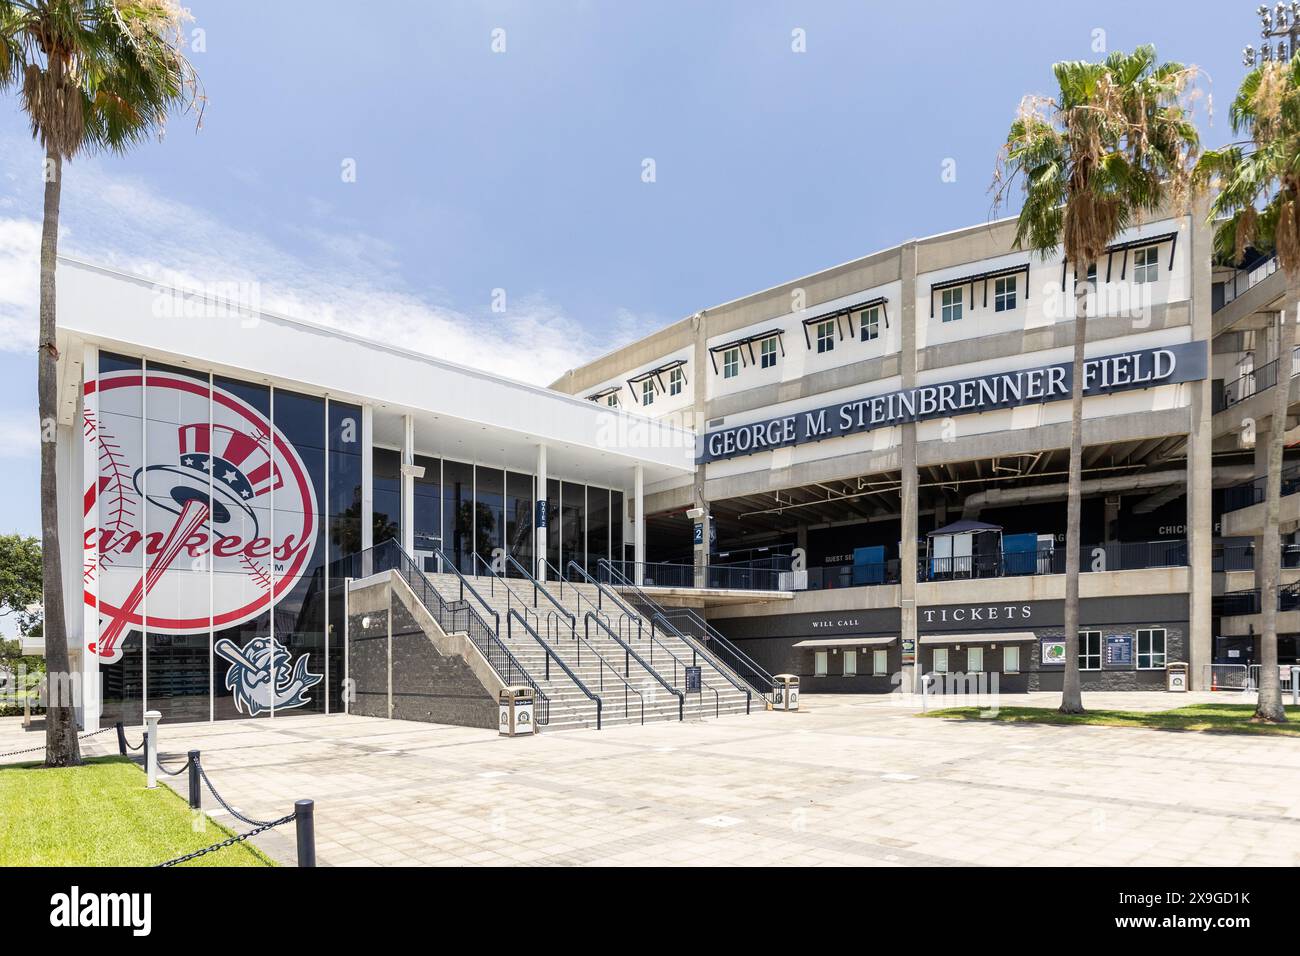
83, 372, 317, 663
215, 635, 321, 716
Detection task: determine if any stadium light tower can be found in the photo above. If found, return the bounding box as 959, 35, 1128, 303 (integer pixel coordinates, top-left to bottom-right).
1245, 2, 1300, 65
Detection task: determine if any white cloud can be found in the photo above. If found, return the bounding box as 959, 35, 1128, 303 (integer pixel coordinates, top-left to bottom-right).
0, 139, 653, 387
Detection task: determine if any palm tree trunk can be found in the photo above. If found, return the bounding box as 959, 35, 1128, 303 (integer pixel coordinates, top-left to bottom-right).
1256, 281, 1296, 723
1060, 262, 1089, 715
39, 146, 81, 766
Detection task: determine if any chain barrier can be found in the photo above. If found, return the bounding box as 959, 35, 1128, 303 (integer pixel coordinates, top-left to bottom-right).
154, 812, 297, 868
194, 755, 285, 828
155, 752, 192, 777
0, 725, 115, 760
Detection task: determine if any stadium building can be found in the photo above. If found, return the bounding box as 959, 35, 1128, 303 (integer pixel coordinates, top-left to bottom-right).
50, 202, 1297, 731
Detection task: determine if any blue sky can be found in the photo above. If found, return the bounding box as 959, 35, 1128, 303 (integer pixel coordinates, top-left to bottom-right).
0, 0, 1240, 542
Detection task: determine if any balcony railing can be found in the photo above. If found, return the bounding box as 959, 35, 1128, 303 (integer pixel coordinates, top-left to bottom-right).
919, 539, 1187, 581
1221, 463, 1300, 513
601, 559, 785, 591
1213, 541, 1300, 571
1215, 347, 1300, 414
1214, 582, 1300, 617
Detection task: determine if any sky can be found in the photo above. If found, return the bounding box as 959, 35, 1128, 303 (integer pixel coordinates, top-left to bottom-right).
0, 0, 1241, 544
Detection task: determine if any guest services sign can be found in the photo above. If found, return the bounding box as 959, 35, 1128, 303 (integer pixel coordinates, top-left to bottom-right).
698, 341, 1206, 463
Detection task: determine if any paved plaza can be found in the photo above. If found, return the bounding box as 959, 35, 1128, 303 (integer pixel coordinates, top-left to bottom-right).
5, 692, 1300, 866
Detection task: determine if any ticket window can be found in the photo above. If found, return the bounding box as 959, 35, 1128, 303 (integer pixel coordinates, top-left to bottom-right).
967, 646, 984, 673
872, 649, 889, 676
843, 650, 857, 677
814, 651, 829, 677
1003, 645, 1021, 674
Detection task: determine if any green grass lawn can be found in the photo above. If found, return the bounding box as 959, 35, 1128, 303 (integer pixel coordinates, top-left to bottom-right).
0, 756, 276, 867
923, 702, 1300, 736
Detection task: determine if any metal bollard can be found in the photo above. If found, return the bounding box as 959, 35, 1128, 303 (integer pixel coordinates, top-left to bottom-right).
295, 799, 316, 868
187, 751, 201, 809
115, 721, 127, 757
144, 710, 161, 789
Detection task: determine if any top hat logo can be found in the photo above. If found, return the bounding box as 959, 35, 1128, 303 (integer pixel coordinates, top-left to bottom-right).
83, 372, 317, 663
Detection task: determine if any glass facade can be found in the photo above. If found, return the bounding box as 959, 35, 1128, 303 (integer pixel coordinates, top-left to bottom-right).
88, 352, 360, 725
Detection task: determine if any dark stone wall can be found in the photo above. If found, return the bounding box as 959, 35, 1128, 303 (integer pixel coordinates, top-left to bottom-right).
345, 589, 497, 729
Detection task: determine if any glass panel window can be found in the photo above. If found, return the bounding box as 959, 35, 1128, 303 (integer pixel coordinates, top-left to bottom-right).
843, 650, 857, 677
561, 481, 586, 573
1137, 628, 1167, 669
473, 466, 504, 574
641, 378, 655, 406
941, 287, 963, 322
967, 646, 984, 672
606, 392, 619, 408
505, 471, 534, 576
872, 648, 888, 676
1003, 645, 1020, 673
1080, 630, 1102, 670
814, 651, 828, 677
668, 367, 684, 395
816, 319, 836, 353
586, 486, 610, 569
442, 459, 474, 574
859, 307, 880, 341
760, 337, 777, 368
1134, 246, 1158, 284
933, 648, 949, 673
994, 276, 1016, 312
723, 348, 740, 379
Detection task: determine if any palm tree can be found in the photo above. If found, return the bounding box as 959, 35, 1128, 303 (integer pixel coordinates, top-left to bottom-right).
993, 46, 1199, 714
0, 0, 200, 765
1197, 58, 1300, 724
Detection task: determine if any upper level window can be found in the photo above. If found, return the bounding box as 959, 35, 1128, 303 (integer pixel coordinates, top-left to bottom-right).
994, 276, 1017, 312
941, 288, 963, 323
723, 348, 740, 379
859, 307, 881, 342
1134, 246, 1158, 284
668, 366, 684, 395
760, 337, 778, 368
815, 319, 836, 353
606, 393, 619, 408
641, 378, 655, 406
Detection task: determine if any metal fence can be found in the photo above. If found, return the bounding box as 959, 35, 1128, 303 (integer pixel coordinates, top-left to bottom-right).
1221, 462, 1300, 513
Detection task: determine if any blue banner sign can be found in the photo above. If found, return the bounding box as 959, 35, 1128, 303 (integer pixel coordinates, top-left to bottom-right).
1105, 634, 1134, 668
698, 341, 1206, 463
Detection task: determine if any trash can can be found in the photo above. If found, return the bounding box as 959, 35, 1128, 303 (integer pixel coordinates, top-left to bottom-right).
498, 686, 536, 736
773, 674, 800, 712
1166, 661, 1188, 693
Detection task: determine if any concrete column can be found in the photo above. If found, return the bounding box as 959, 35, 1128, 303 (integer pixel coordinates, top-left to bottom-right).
400, 413, 415, 556
691, 311, 710, 587
899, 241, 921, 691
634, 463, 646, 584
1187, 200, 1214, 689
536, 443, 548, 581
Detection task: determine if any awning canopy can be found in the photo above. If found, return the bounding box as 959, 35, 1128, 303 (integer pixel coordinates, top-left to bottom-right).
929, 519, 1002, 536
919, 632, 1036, 645
792, 636, 897, 649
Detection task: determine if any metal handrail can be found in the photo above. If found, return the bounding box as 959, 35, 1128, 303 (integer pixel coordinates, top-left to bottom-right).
565, 559, 644, 637
584, 612, 686, 721
345, 540, 550, 724
499, 553, 577, 636
506, 608, 603, 730
429, 547, 500, 636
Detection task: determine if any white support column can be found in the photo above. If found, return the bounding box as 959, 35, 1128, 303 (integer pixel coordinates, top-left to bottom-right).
81, 344, 100, 731
400, 413, 415, 556
536, 444, 548, 580
634, 464, 646, 585
361, 406, 374, 552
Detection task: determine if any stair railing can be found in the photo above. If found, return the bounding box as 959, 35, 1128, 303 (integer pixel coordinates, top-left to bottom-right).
598, 558, 767, 705
499, 554, 577, 638
564, 560, 644, 643
506, 608, 603, 729
428, 547, 500, 637
344, 540, 550, 725
584, 612, 686, 721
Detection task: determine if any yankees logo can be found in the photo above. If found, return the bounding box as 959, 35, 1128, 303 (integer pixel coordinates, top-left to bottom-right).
215, 636, 322, 716
83, 372, 318, 664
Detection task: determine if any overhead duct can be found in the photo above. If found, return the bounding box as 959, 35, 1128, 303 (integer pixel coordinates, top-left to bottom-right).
960, 466, 1254, 520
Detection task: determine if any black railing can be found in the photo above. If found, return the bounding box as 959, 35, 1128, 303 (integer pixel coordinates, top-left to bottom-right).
1216, 348, 1299, 412
1222, 463, 1300, 513
920, 540, 1187, 581
598, 558, 766, 705
583, 612, 687, 721
601, 558, 785, 591
1214, 582, 1300, 617
806, 561, 901, 589
426, 546, 500, 635
337, 540, 550, 725
506, 609, 601, 729
1212, 541, 1300, 571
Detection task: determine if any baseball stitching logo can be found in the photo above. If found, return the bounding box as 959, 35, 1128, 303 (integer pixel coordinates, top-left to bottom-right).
83, 372, 317, 664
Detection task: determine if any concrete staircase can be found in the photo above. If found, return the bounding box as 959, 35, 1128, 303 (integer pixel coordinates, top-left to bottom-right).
422, 570, 755, 732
